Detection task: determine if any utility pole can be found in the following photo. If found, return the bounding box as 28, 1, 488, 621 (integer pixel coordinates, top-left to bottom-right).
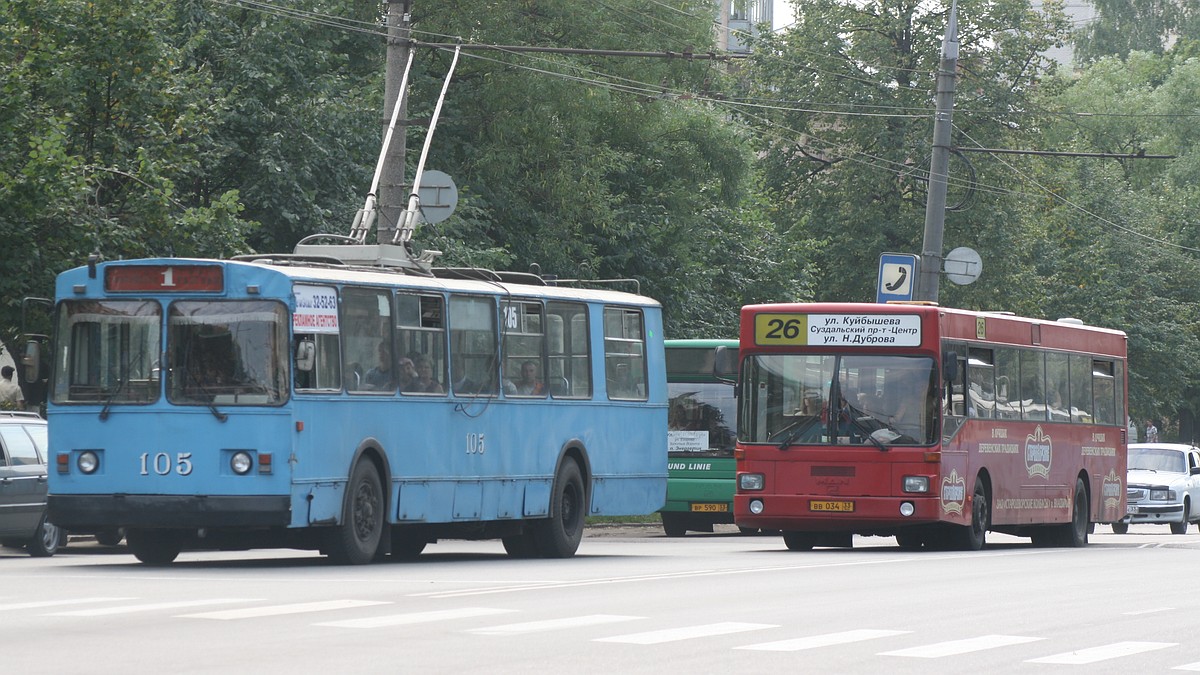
378, 0, 412, 244
916, 0, 958, 303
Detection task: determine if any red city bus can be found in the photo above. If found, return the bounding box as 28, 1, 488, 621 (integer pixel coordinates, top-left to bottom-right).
732, 302, 1128, 551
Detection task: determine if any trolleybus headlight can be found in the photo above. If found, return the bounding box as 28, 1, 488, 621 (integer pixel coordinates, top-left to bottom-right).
739, 473, 764, 491
231, 451, 253, 475
902, 476, 929, 493
749, 499, 765, 515
77, 451, 99, 474
1150, 489, 1176, 501
899, 502, 915, 517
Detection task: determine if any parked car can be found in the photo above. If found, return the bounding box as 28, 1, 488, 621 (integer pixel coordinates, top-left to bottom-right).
0, 411, 64, 556
1116, 443, 1200, 534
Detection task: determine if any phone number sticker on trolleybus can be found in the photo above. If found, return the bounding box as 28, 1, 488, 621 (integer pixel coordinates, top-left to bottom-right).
754, 313, 922, 347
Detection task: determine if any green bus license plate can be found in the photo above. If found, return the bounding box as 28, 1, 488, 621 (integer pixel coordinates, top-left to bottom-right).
690, 503, 729, 513
810, 500, 855, 513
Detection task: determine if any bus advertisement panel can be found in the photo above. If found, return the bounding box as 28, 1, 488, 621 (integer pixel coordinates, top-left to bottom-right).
734, 302, 1128, 551
46, 257, 667, 564
660, 339, 738, 536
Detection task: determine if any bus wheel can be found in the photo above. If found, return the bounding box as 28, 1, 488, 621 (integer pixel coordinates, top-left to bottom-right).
954, 480, 989, 551
1062, 477, 1090, 546
737, 526, 760, 535
1111, 522, 1129, 534
782, 531, 816, 551
327, 460, 384, 565
502, 533, 540, 558
895, 532, 924, 551
127, 529, 182, 565
531, 459, 585, 558
26, 515, 62, 557
661, 513, 688, 537
95, 528, 124, 547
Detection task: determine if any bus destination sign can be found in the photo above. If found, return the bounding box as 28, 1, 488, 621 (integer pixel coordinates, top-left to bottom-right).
754, 313, 922, 347
105, 265, 224, 293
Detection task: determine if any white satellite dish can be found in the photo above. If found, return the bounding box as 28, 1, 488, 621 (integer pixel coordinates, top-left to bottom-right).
944, 246, 982, 285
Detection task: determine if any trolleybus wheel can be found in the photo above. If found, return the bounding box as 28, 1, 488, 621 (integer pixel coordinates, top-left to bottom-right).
1063, 477, 1090, 546
389, 529, 428, 560
1111, 521, 1129, 534
661, 513, 688, 537
782, 531, 816, 551
502, 533, 540, 558
26, 515, 62, 557
530, 459, 585, 558
327, 460, 384, 565
954, 479, 989, 551
127, 529, 182, 565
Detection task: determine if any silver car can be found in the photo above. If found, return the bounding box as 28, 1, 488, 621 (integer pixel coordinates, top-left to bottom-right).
0, 411, 64, 556
1116, 443, 1200, 534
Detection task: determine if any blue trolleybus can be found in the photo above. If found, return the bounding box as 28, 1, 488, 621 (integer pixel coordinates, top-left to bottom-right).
44, 254, 667, 564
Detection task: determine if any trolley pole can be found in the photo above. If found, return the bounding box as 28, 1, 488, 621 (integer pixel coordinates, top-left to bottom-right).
378, 0, 412, 244
916, 1, 958, 303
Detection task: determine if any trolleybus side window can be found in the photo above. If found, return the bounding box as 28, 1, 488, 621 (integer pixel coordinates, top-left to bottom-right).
293, 285, 341, 392
396, 293, 447, 396
341, 288, 394, 394
167, 300, 289, 406
501, 299, 547, 398
604, 307, 647, 401
450, 295, 499, 396
52, 300, 161, 405
546, 301, 590, 398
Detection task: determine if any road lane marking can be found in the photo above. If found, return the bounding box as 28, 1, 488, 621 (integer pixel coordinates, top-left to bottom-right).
180, 599, 388, 620
881, 634, 1043, 658
595, 622, 777, 644
1123, 607, 1174, 616
469, 614, 642, 635
1027, 641, 1176, 664
737, 629, 911, 652
0, 597, 136, 611
48, 599, 260, 616
316, 607, 516, 629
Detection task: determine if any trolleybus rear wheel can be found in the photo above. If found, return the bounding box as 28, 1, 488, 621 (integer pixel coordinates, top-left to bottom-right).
530, 459, 585, 558
327, 460, 384, 565
502, 533, 540, 558
127, 529, 182, 565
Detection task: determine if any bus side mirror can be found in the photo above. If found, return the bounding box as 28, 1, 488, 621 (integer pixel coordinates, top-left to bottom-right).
295, 340, 315, 372
713, 345, 736, 378
22, 341, 41, 384
942, 351, 960, 383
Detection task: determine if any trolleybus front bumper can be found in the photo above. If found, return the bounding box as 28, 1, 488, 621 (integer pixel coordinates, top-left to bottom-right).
48, 494, 291, 529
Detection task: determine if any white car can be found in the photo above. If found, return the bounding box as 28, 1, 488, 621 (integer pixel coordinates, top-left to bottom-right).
1116, 443, 1200, 534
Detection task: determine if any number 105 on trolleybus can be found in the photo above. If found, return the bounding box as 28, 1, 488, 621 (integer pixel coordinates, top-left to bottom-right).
730, 302, 1128, 551
43, 256, 667, 564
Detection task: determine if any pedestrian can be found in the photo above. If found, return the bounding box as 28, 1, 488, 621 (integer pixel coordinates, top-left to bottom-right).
0, 365, 24, 410
1146, 419, 1160, 444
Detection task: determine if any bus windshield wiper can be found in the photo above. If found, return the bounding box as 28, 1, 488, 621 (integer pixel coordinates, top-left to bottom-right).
774, 417, 815, 450
98, 377, 128, 421
185, 367, 228, 423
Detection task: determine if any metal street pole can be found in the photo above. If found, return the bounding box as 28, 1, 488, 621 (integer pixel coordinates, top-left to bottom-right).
917, 0, 958, 303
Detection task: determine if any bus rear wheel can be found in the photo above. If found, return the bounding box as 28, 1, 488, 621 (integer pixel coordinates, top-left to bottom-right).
530, 459, 585, 558
661, 513, 688, 537
127, 529, 183, 565
327, 460, 384, 565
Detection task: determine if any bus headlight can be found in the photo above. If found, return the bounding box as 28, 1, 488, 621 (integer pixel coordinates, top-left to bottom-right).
899, 502, 915, 517
903, 476, 929, 493
749, 499, 765, 514
739, 473, 764, 491
77, 451, 99, 474
231, 451, 253, 475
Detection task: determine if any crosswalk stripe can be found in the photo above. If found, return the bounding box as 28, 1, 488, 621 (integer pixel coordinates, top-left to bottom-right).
737, 629, 911, 652
595, 622, 777, 645
0, 598, 136, 612
180, 599, 389, 620
1027, 641, 1176, 664
48, 599, 259, 617
881, 634, 1043, 658
1171, 661, 1200, 671
317, 607, 516, 629
469, 614, 642, 635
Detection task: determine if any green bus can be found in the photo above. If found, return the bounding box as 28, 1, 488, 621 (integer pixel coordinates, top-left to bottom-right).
660, 339, 739, 536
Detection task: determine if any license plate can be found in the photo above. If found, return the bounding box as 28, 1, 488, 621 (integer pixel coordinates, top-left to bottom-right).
690, 503, 729, 513
1126, 504, 1137, 514
810, 500, 855, 513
